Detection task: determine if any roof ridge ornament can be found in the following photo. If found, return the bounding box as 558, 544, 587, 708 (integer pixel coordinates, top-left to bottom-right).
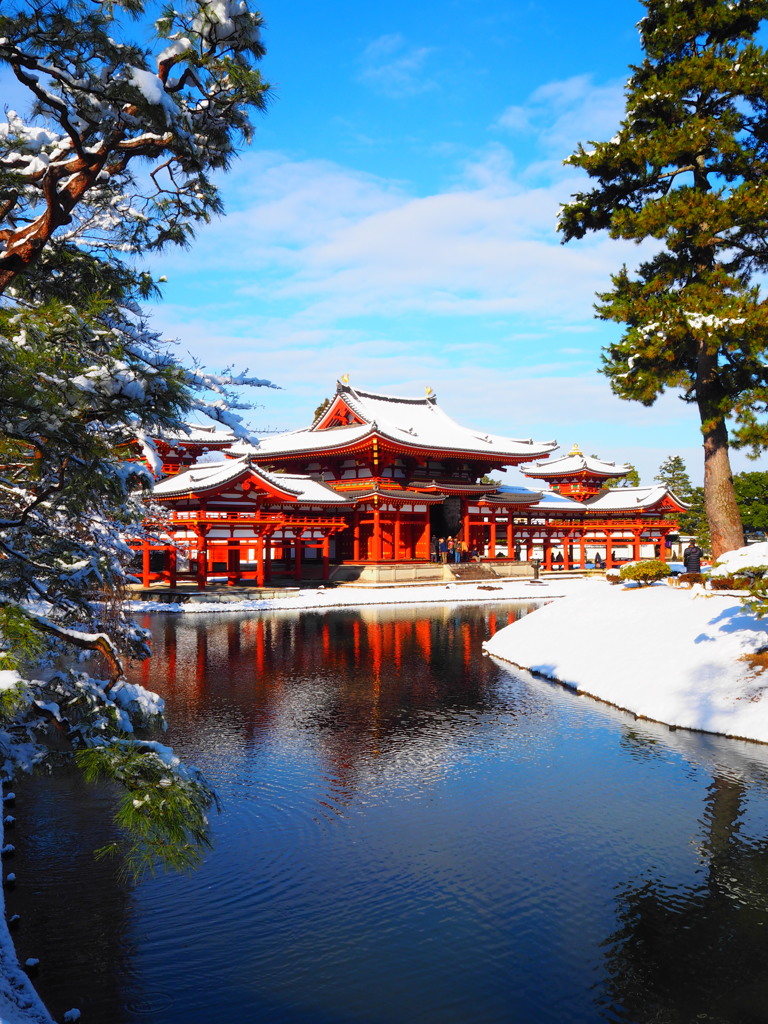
569, 443, 582, 455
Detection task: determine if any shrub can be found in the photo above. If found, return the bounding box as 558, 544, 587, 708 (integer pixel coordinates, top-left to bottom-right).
619, 560, 672, 586
677, 572, 705, 587
710, 575, 764, 591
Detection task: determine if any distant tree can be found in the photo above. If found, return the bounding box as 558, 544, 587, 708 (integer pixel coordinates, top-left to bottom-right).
679, 486, 710, 549
655, 456, 694, 501
557, 0, 768, 557
480, 475, 502, 487
733, 471, 768, 534
614, 464, 641, 488
313, 398, 331, 422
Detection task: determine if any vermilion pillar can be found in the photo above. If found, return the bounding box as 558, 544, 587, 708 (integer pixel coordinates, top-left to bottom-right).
142, 538, 150, 587
322, 534, 330, 579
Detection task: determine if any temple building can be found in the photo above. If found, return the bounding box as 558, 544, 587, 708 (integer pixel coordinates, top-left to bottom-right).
135, 380, 686, 588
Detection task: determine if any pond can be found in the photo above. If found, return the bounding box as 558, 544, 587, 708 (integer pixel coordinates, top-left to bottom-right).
9, 601, 768, 1024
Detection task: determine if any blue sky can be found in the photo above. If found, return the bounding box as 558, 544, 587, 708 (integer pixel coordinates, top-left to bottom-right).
140, 0, 764, 486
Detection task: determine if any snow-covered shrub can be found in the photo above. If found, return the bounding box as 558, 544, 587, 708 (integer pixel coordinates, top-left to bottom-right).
619, 559, 672, 586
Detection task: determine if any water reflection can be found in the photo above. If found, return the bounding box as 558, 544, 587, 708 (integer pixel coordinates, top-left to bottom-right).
135, 604, 536, 810
12, 603, 768, 1023
600, 772, 768, 1023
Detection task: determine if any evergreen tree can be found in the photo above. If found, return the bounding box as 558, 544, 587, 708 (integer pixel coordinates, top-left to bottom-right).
733, 470, 768, 533
679, 486, 710, 547
558, 0, 768, 557
312, 398, 331, 423
0, 0, 269, 292
655, 455, 694, 501
614, 464, 641, 487
0, 0, 275, 878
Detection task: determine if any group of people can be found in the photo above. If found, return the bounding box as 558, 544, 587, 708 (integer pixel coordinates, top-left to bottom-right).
430, 535, 478, 564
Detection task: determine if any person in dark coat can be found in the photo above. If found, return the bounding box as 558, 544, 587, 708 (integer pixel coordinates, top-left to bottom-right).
683, 540, 703, 573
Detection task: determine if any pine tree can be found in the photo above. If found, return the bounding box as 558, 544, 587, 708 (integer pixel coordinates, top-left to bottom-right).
679, 486, 710, 548
0, 0, 269, 292
655, 455, 694, 501
614, 464, 641, 488
0, 0, 275, 877
733, 471, 768, 533
558, 0, 768, 557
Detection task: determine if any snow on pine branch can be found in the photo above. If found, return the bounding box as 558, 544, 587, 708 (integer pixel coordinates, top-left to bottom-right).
0, 0, 269, 288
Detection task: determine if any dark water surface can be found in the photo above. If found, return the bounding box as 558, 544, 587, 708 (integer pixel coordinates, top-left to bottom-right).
10, 602, 768, 1024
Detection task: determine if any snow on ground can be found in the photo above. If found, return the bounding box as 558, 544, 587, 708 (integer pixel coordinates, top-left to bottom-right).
0, 810, 54, 1024
484, 576, 768, 744
128, 575, 585, 615
710, 541, 768, 577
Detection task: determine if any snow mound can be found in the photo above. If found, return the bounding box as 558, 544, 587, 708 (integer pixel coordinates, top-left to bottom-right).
711, 541, 768, 577
484, 579, 768, 744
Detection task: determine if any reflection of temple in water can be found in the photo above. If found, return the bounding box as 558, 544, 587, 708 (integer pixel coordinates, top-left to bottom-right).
135, 605, 534, 800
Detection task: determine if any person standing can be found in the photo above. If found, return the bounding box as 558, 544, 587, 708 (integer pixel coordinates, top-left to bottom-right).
430, 535, 439, 563
683, 539, 703, 573
439, 538, 448, 564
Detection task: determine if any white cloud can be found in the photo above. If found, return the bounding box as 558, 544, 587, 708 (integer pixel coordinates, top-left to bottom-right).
495, 74, 626, 157
152, 145, 643, 333
145, 72, 723, 472
358, 34, 437, 98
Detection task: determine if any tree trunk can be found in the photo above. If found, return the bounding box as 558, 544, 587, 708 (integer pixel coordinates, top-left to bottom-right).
696, 338, 744, 560
700, 413, 744, 559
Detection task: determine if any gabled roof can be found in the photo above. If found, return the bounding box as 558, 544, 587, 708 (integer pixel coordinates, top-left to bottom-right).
584, 486, 688, 513
151, 457, 349, 504
523, 444, 630, 480
254, 380, 557, 463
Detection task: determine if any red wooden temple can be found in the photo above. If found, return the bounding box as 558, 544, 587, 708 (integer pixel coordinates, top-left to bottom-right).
135, 381, 686, 588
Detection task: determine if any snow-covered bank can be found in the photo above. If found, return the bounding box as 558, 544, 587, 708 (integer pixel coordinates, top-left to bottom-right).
484, 578, 768, 744
0, 812, 55, 1024
128, 576, 586, 615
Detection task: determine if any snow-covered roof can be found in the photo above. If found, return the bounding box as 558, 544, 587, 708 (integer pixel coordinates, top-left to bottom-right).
155, 423, 238, 445
340, 486, 446, 504
254, 381, 557, 463
152, 457, 348, 504
529, 490, 589, 512
254, 422, 372, 458
476, 485, 544, 507
523, 444, 630, 479
585, 486, 687, 512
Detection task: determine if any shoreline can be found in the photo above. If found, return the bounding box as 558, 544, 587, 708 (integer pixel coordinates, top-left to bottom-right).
484, 580, 768, 747
127, 575, 585, 615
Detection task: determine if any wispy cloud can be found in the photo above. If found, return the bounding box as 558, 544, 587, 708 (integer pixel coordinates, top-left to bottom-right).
358, 34, 437, 98
495, 74, 626, 157
145, 74, 691, 463
152, 144, 642, 333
